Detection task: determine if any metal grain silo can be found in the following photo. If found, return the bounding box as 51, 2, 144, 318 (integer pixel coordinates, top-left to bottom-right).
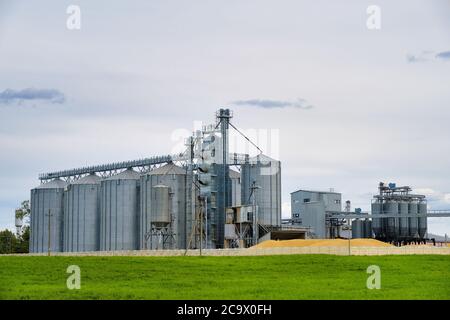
30, 179, 67, 253
229, 169, 241, 207
384, 201, 398, 239
398, 201, 409, 238
241, 154, 281, 227
364, 219, 372, 238
64, 174, 101, 252
371, 202, 382, 238
140, 163, 187, 249
100, 169, 140, 251
408, 201, 419, 238
351, 220, 363, 238
151, 185, 170, 226
418, 202, 427, 239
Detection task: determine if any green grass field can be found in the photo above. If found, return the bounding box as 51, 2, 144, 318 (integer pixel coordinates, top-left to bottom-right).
0, 255, 449, 300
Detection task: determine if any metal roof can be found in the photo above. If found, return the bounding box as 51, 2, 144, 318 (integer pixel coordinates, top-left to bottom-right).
149, 163, 186, 175
71, 174, 101, 185
106, 169, 141, 180
248, 154, 280, 163
290, 189, 341, 195
35, 178, 68, 189
229, 169, 240, 179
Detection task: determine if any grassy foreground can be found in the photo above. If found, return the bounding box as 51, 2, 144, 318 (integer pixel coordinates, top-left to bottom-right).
0, 254, 449, 300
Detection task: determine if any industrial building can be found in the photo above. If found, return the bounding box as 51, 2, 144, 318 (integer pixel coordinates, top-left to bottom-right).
288, 182, 449, 245
290, 189, 342, 238
371, 182, 428, 243
29, 109, 283, 253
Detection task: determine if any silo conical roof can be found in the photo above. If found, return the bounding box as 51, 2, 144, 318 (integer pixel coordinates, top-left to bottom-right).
106, 169, 141, 180
248, 154, 280, 164
149, 163, 186, 175
229, 169, 240, 179
71, 174, 101, 185
35, 178, 68, 189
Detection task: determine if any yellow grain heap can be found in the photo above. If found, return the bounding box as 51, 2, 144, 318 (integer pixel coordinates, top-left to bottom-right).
252, 239, 392, 248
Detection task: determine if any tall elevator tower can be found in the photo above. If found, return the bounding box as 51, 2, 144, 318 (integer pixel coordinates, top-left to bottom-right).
214, 109, 232, 248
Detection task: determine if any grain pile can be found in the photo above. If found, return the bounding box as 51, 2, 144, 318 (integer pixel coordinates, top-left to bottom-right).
252, 239, 392, 248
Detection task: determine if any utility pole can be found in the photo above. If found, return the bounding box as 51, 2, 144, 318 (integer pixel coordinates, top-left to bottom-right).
46, 209, 52, 256
200, 201, 203, 256
348, 236, 351, 256
204, 196, 208, 250
251, 182, 260, 246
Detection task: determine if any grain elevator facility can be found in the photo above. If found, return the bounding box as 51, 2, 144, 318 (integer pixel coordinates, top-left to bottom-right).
29, 109, 282, 253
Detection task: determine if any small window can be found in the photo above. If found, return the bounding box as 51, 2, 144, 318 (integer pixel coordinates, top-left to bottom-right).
303, 198, 310, 203
334, 199, 341, 204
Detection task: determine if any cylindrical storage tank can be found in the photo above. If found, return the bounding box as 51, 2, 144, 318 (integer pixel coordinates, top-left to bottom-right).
398, 201, 409, 238
100, 169, 140, 251
364, 219, 373, 238
241, 155, 281, 227
140, 163, 187, 250
384, 201, 398, 239
30, 179, 67, 253
151, 185, 170, 227
418, 202, 427, 239
64, 174, 101, 252
408, 201, 419, 238
229, 169, 241, 207
371, 202, 382, 238
352, 220, 363, 238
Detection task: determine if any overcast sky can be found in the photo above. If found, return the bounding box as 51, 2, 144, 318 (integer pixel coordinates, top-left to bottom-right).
1, 0, 449, 235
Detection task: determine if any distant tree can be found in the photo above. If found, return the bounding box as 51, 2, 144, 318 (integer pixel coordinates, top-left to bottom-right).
0, 200, 32, 254
0, 227, 30, 254
15, 200, 31, 222
0, 229, 17, 254
17, 226, 30, 253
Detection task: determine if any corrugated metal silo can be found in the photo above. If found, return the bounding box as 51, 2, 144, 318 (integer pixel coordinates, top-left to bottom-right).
408, 201, 419, 238
151, 185, 170, 227
398, 201, 409, 238
64, 174, 101, 252
140, 163, 187, 249
364, 219, 372, 238
100, 169, 140, 251
241, 154, 281, 227
351, 220, 363, 238
30, 179, 67, 253
371, 202, 382, 238
384, 201, 398, 239
229, 169, 241, 207
418, 202, 427, 239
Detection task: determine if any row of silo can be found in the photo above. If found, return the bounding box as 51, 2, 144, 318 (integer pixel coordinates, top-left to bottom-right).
241, 155, 281, 227
30, 163, 189, 253
371, 200, 427, 240
351, 219, 372, 238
